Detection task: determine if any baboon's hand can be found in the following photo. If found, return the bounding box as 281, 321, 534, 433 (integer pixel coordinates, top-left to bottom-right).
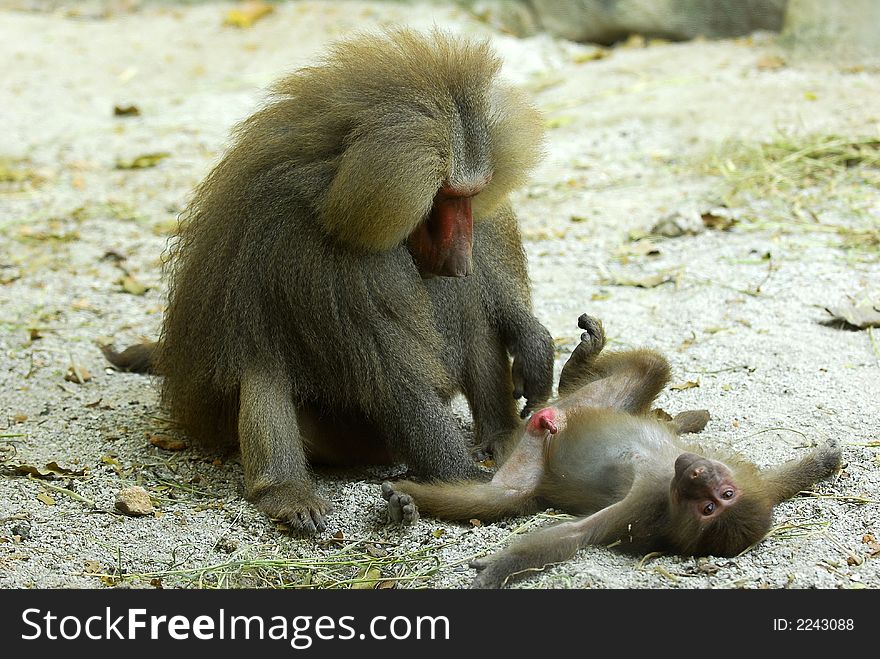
671, 409, 711, 435
512, 323, 554, 418
814, 438, 843, 476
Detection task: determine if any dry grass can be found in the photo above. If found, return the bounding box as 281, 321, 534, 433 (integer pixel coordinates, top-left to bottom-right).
703, 133, 880, 251
713, 135, 880, 193
93, 540, 448, 589
90, 512, 564, 589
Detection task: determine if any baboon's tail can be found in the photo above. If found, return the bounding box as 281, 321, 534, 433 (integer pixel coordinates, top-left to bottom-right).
101, 341, 158, 374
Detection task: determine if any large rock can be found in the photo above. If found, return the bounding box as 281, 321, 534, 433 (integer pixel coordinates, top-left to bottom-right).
462, 0, 787, 43
781, 0, 880, 65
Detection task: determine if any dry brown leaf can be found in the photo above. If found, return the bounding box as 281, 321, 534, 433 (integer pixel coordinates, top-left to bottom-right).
701, 211, 737, 231
152, 217, 178, 235
756, 55, 786, 71
621, 34, 646, 49
670, 379, 700, 391
0, 269, 21, 285
601, 270, 675, 289
522, 226, 568, 241
545, 115, 575, 130
15, 461, 86, 479
101, 454, 121, 472
113, 105, 140, 117
148, 435, 186, 451
573, 47, 611, 64
862, 534, 880, 557
0, 160, 32, 183
224, 0, 273, 28
319, 530, 345, 548
526, 74, 565, 93
365, 543, 389, 558
352, 567, 382, 589
615, 239, 661, 261
121, 275, 148, 296
695, 560, 720, 575
36, 491, 55, 506
376, 580, 397, 590
115, 152, 170, 170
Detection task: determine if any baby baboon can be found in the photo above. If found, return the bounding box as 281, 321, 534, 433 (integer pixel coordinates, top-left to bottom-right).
382, 315, 843, 587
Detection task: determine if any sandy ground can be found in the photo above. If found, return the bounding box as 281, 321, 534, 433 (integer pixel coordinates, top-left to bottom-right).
1, 1, 878, 589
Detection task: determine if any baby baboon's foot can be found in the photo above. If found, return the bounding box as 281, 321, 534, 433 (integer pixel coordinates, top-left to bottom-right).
559, 314, 608, 396
576, 313, 606, 356
381, 482, 420, 525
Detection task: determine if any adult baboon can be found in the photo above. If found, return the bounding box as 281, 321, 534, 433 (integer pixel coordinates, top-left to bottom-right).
104, 30, 554, 534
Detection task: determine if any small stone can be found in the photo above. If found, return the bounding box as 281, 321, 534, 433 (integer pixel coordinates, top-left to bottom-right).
115, 486, 154, 516
64, 364, 92, 384
651, 207, 705, 238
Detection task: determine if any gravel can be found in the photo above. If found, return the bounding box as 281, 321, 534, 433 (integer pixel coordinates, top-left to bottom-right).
1, 0, 877, 589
